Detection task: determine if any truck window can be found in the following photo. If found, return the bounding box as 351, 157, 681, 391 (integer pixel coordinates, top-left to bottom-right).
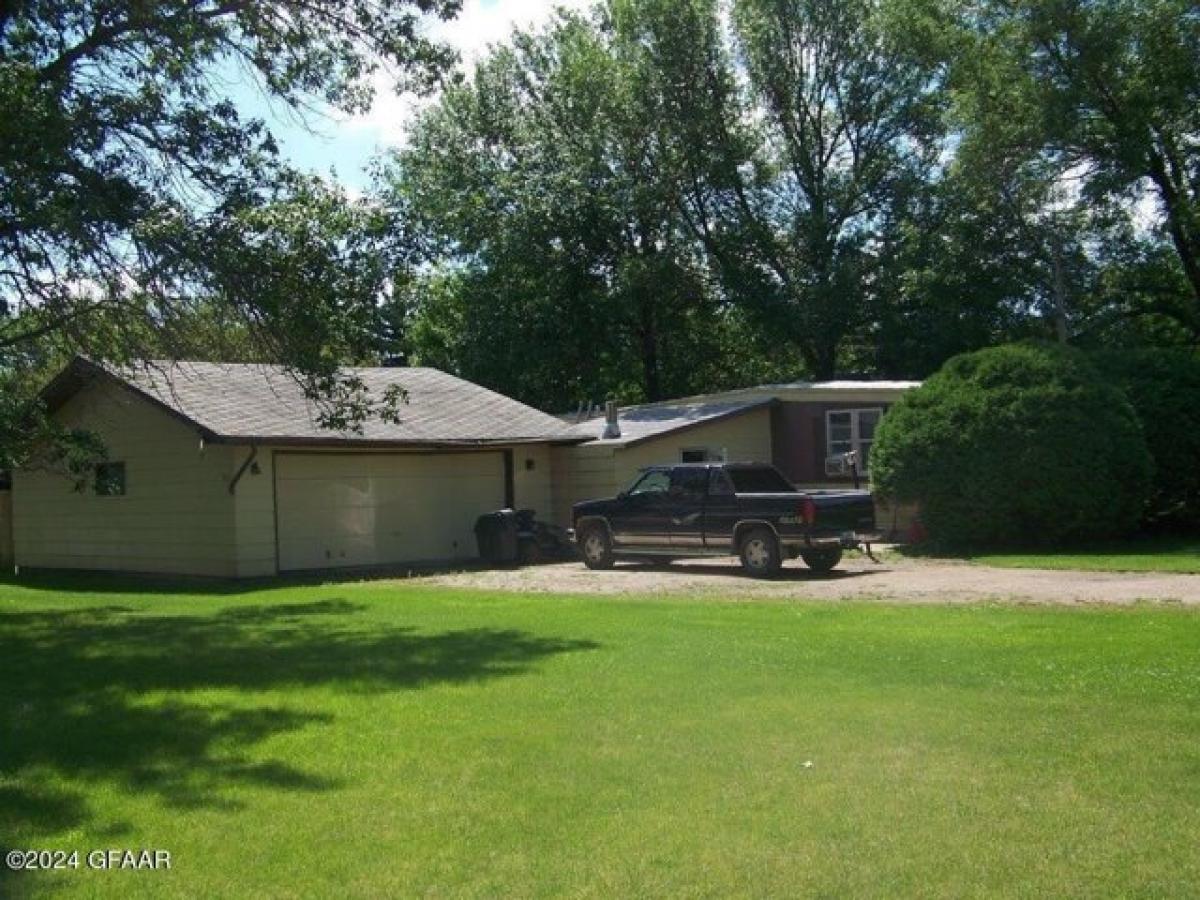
727, 466, 796, 493
709, 468, 735, 496
670, 467, 708, 500
628, 470, 670, 496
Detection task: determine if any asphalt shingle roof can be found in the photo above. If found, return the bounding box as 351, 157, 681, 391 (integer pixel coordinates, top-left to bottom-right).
51, 358, 579, 446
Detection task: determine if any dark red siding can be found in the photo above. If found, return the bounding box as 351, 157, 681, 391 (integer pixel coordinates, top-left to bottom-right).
770, 401, 891, 484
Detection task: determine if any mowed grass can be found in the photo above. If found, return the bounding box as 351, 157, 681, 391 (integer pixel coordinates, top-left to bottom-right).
2, 574, 1198, 898
967, 535, 1200, 574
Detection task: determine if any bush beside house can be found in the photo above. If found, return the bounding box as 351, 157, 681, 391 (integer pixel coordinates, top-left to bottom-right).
871, 343, 1152, 547
1091, 349, 1200, 530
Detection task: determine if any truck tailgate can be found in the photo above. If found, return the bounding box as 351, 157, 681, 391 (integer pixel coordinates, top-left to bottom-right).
808, 490, 876, 534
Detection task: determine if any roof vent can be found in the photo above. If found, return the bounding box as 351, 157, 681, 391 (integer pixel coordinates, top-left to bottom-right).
602, 400, 621, 439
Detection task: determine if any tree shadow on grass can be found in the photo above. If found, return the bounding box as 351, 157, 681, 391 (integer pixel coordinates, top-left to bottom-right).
0, 599, 599, 867
0, 566, 493, 598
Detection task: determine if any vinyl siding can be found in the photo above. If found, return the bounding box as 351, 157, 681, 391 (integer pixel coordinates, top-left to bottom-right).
233, 447, 277, 578
12, 380, 241, 576
512, 443, 554, 520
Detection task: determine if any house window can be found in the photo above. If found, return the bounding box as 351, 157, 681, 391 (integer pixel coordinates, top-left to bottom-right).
0, 470, 10, 490
681, 447, 723, 463
826, 409, 883, 474
95, 462, 126, 497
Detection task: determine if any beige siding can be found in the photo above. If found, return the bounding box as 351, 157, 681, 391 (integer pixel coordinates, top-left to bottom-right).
232, 446, 277, 578
0, 491, 13, 567
872, 496, 920, 541
614, 407, 773, 486
550, 407, 773, 526
12, 380, 241, 576
511, 443, 553, 519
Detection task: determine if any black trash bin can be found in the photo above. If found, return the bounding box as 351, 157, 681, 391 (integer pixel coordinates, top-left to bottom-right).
474, 509, 519, 564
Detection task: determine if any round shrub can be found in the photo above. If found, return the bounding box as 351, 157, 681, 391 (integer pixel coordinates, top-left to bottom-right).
1091, 348, 1200, 529
871, 342, 1152, 547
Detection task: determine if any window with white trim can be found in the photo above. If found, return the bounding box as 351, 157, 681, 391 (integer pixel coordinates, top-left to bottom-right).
826, 408, 882, 473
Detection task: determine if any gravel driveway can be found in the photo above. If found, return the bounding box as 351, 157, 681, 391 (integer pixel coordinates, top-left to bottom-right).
415, 553, 1200, 605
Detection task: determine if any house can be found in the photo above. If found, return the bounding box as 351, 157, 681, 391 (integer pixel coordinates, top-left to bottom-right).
11, 358, 582, 577
9, 358, 918, 577
552, 380, 919, 531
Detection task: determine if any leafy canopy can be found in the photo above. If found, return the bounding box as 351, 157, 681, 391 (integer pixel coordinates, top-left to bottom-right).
0, 0, 461, 468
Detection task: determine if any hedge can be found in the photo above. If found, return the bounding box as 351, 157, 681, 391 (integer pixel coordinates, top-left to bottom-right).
871, 342, 1152, 547
1091, 348, 1200, 529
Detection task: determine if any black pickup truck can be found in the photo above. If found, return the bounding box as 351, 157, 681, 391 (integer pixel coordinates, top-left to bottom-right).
572, 463, 878, 577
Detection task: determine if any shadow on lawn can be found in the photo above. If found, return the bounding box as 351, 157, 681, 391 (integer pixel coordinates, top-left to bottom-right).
618, 561, 886, 582
0, 598, 599, 857
0, 565, 494, 597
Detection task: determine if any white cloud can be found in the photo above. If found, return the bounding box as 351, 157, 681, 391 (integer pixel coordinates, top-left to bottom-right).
344, 0, 595, 149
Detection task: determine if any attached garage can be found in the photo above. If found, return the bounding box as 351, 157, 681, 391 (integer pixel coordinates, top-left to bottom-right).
13, 358, 578, 577
274, 451, 507, 572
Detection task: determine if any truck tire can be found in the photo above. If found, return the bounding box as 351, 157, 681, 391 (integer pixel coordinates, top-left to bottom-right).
578, 524, 615, 570
800, 548, 843, 573
739, 527, 782, 578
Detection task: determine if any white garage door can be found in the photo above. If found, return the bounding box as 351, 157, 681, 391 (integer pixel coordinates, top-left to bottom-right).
275, 452, 506, 572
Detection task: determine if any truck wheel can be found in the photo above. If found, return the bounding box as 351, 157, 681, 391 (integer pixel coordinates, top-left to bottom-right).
739, 527, 782, 578
800, 548, 843, 573
579, 524, 615, 570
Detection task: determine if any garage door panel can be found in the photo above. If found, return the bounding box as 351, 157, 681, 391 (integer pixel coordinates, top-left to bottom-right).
275, 452, 505, 572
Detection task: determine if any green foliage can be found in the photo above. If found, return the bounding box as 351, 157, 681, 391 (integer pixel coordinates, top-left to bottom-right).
951, 0, 1200, 338
721, 0, 947, 377
387, 3, 797, 408
871, 343, 1152, 546
1, 1, 456, 464
1091, 348, 1200, 528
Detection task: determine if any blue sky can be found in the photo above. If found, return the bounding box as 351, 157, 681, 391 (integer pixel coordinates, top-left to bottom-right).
229, 0, 592, 195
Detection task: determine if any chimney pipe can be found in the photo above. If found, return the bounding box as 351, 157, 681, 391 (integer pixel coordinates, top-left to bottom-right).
602, 400, 621, 439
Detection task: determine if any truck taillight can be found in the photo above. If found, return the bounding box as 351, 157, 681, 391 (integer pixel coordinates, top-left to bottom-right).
799, 497, 816, 526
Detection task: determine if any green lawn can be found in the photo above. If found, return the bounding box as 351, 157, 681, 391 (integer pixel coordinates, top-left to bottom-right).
920, 535, 1200, 574
2, 575, 1198, 898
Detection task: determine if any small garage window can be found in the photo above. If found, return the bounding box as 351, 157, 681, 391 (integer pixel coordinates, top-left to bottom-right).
681, 447, 724, 463
95, 462, 126, 497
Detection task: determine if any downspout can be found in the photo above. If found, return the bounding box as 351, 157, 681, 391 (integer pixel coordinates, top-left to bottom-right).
229, 444, 259, 495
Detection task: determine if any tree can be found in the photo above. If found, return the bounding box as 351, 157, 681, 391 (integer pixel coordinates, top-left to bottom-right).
387, 4, 790, 409
704, 0, 946, 378
1092, 348, 1200, 528
959, 0, 1200, 338
0, 0, 461, 475
0, 1, 459, 416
